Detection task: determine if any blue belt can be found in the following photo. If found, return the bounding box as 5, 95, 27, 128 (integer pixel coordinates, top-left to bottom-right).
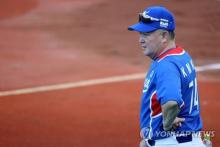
147, 134, 192, 146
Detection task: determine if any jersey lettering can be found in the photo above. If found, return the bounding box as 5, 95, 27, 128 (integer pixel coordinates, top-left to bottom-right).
181, 67, 187, 78
186, 63, 192, 74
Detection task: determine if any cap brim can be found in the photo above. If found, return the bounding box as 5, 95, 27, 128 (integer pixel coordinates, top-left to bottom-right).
128, 22, 157, 33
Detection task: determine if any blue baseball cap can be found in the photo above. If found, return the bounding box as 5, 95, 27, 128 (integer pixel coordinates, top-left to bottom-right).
128, 6, 175, 33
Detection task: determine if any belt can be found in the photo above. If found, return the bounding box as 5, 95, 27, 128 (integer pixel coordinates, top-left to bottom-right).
147, 134, 192, 146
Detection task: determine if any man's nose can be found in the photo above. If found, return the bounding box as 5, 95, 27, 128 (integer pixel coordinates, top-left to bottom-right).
139, 37, 145, 44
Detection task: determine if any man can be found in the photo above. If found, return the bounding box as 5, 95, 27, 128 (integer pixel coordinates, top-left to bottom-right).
128, 6, 205, 147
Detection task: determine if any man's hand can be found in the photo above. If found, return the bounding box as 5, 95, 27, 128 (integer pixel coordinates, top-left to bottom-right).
172, 117, 185, 129
139, 139, 148, 147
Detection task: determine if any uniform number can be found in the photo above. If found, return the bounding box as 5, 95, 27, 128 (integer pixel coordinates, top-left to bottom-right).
189, 78, 199, 114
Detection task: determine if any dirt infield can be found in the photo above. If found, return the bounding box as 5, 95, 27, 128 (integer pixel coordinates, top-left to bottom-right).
0, 0, 219, 146
0, 81, 219, 146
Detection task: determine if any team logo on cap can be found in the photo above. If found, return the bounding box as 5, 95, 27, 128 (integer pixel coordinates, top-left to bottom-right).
160, 20, 169, 28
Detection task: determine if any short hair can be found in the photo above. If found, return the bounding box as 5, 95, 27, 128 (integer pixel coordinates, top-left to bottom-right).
168, 31, 175, 40
158, 29, 175, 40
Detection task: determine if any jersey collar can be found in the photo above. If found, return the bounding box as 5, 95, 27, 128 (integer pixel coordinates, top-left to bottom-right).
156, 46, 185, 62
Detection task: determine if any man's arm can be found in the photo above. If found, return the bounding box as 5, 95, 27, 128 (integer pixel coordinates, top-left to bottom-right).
162, 101, 180, 131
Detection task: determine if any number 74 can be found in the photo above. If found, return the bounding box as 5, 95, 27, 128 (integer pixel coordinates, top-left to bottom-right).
189, 78, 199, 114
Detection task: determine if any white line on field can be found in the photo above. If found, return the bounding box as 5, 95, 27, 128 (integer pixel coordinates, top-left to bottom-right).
196, 63, 220, 72
0, 63, 220, 97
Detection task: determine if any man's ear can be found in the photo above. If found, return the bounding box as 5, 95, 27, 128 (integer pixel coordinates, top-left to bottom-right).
161, 31, 169, 44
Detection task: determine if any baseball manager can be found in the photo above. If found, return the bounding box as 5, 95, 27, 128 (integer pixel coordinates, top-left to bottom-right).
128, 6, 205, 147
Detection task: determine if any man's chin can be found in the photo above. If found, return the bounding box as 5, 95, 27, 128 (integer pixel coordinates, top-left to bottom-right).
143, 52, 154, 59
143, 51, 150, 56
